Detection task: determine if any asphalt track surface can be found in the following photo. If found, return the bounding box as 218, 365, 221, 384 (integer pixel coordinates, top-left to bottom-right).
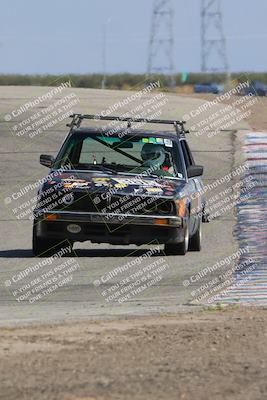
0, 86, 250, 325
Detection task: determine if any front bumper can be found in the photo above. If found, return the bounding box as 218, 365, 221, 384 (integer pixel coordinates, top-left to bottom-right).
34, 210, 184, 245
34, 210, 182, 226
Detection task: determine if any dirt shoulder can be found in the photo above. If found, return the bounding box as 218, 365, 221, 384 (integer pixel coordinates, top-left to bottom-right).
1, 307, 267, 400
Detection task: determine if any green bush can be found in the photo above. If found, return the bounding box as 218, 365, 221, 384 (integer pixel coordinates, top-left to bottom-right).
0, 72, 266, 89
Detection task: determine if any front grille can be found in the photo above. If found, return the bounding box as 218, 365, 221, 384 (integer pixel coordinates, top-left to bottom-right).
63, 192, 107, 212
109, 195, 176, 216
48, 191, 108, 213
38, 189, 175, 216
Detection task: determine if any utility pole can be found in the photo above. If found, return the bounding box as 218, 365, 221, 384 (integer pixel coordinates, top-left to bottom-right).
101, 22, 107, 90
147, 0, 176, 89
201, 0, 229, 75
101, 18, 111, 90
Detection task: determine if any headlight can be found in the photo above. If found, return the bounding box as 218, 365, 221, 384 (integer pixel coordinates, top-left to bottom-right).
143, 199, 175, 215
156, 200, 174, 215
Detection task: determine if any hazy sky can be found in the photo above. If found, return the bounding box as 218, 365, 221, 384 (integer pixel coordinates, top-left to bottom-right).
1, 0, 267, 74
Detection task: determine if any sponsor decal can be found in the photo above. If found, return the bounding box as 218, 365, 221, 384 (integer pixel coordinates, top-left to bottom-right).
62, 178, 91, 189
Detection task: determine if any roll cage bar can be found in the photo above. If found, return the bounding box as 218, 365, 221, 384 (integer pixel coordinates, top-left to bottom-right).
67, 114, 189, 138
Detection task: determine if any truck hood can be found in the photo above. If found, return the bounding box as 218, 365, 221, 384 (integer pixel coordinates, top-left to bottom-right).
43, 171, 186, 199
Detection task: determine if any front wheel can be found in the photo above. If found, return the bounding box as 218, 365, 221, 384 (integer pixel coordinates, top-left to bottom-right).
189, 217, 202, 251
32, 223, 73, 256
257, 89, 266, 97
164, 224, 189, 256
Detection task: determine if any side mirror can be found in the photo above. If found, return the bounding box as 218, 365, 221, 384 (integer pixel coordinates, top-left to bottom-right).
187, 165, 204, 178
40, 154, 54, 168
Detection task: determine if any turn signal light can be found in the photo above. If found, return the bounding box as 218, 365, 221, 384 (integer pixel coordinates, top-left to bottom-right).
154, 218, 168, 225
175, 199, 187, 217
46, 213, 58, 220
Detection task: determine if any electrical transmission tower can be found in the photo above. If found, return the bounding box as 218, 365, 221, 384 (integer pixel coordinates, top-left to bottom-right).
147, 0, 176, 88
201, 0, 229, 73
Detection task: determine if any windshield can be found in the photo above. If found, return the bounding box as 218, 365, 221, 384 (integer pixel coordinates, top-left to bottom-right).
54, 133, 185, 179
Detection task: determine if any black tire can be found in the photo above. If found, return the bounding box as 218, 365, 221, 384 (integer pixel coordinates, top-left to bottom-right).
189, 217, 202, 251
164, 223, 189, 256
257, 89, 265, 97
202, 206, 210, 223
32, 223, 73, 256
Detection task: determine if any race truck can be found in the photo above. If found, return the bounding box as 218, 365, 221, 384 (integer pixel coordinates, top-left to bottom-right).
33, 115, 207, 256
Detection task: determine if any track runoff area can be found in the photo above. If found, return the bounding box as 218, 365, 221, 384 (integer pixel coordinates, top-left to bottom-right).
0, 84, 264, 324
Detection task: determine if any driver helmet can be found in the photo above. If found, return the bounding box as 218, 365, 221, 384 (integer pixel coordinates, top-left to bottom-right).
141, 143, 166, 168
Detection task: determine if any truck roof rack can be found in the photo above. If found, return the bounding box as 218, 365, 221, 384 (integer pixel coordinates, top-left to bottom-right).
67, 114, 189, 137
